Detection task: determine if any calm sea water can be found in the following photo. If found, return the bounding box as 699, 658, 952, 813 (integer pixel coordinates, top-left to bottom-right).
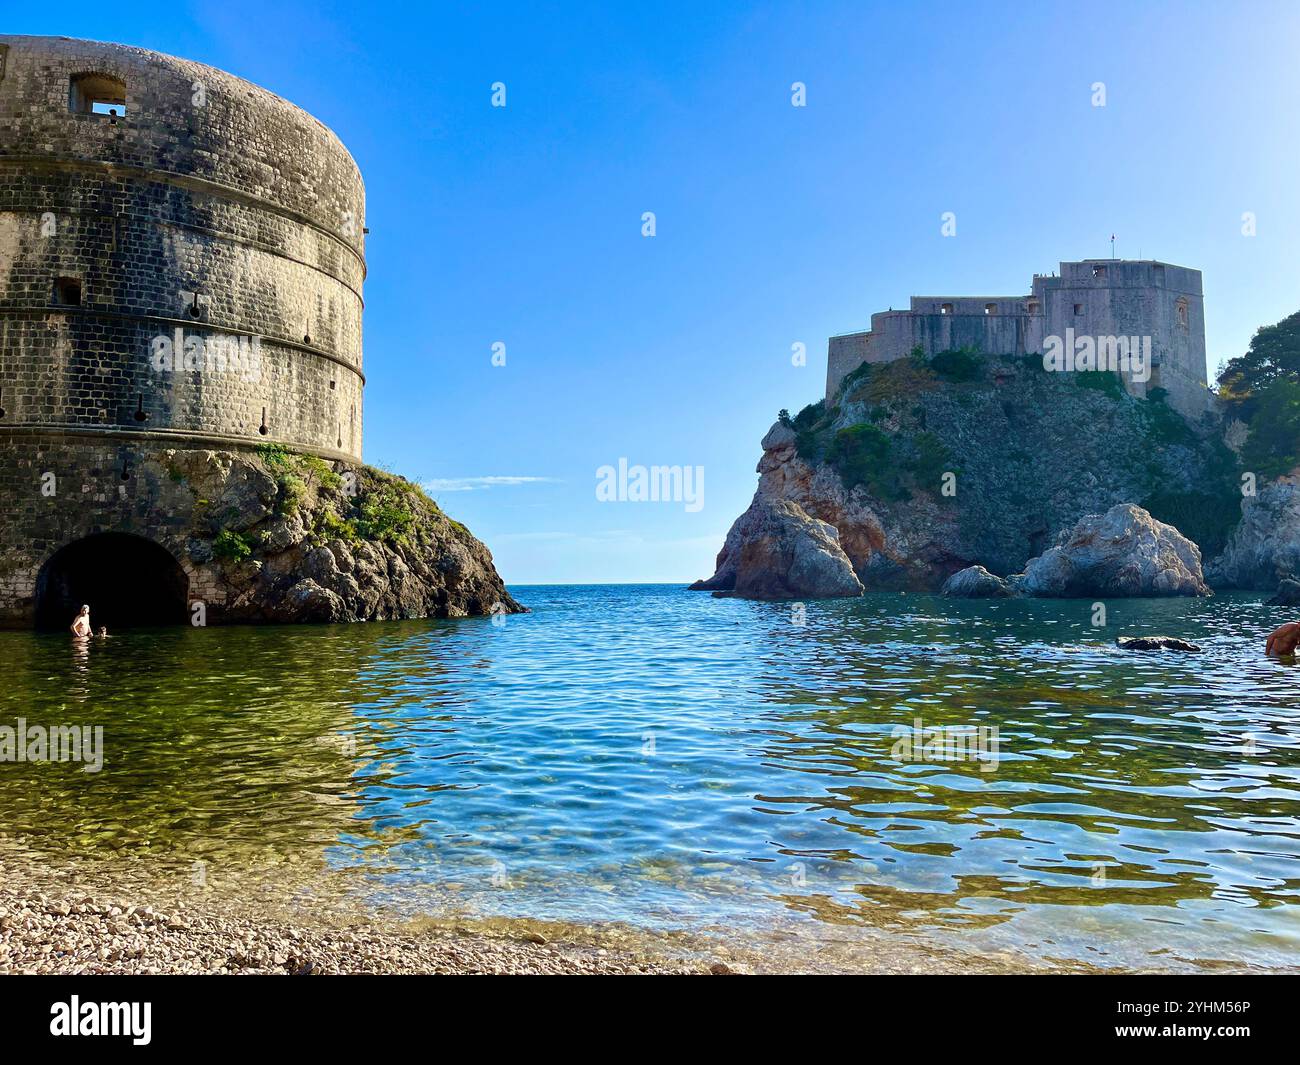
2, 585, 1298, 971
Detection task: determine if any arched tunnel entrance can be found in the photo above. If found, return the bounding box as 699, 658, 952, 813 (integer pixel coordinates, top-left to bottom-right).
35, 534, 189, 630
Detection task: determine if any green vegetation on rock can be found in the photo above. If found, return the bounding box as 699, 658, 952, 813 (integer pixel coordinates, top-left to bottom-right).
352, 483, 418, 546
213, 528, 254, 563
802, 350, 1244, 567
1238, 379, 1300, 479
928, 347, 984, 383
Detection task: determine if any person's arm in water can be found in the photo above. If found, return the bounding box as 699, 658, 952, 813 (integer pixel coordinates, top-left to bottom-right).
1266, 621, 1300, 656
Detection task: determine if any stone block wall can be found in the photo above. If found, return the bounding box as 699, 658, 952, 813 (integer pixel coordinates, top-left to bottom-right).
825, 259, 1214, 420
0, 34, 365, 460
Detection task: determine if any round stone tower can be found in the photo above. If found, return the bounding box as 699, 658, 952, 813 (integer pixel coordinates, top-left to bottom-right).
0, 35, 368, 626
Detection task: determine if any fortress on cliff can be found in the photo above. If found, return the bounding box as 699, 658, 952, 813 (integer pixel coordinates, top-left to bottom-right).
825, 258, 1214, 418
0, 35, 368, 626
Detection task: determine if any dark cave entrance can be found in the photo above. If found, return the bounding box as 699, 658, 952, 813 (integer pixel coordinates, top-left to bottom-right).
35, 534, 189, 630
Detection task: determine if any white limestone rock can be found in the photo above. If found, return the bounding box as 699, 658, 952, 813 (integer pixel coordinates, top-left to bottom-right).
713, 499, 864, 601
1018, 504, 1210, 598
1206, 476, 1300, 590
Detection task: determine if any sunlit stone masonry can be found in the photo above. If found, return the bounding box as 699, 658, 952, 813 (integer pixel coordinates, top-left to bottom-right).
0, 35, 517, 627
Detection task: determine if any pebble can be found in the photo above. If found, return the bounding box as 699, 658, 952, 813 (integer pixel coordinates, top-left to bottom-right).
0, 883, 701, 976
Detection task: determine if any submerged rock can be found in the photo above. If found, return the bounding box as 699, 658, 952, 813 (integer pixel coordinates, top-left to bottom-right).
940, 565, 1013, 598
1017, 504, 1210, 598
709, 499, 864, 601
1266, 578, 1300, 607
1116, 636, 1202, 652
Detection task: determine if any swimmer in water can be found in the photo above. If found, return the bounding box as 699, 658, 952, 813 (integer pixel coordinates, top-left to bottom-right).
1265, 621, 1300, 657
70, 605, 91, 638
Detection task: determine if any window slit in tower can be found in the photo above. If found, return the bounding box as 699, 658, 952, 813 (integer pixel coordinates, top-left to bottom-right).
134, 394, 148, 422
259, 408, 269, 436
53, 277, 82, 306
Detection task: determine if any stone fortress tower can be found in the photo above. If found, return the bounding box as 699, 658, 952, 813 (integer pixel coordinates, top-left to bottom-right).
826, 259, 1214, 419
0, 35, 368, 626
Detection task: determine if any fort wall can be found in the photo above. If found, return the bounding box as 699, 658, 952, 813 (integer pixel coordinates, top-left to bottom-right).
0, 35, 365, 459
826, 259, 1213, 419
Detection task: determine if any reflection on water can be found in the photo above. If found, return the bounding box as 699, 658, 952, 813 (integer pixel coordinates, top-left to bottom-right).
1, 585, 1298, 971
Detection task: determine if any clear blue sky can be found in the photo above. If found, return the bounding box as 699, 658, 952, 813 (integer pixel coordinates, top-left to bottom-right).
12, 2, 1300, 583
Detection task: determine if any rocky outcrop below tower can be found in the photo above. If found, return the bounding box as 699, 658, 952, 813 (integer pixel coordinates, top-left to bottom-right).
169, 447, 520, 623
0, 439, 520, 626
693, 352, 1241, 599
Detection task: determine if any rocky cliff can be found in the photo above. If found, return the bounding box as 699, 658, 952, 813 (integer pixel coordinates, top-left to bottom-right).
695, 352, 1260, 597
1205, 474, 1300, 590
166, 445, 521, 623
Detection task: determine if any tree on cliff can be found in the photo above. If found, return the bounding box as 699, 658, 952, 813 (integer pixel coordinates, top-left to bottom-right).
1218, 309, 1300, 476
1218, 309, 1300, 400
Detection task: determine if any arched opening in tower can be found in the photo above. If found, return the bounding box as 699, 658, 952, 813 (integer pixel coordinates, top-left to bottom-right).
34, 534, 189, 631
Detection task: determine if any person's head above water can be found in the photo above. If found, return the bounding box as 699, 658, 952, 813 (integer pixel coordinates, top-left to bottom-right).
79, 605, 89, 616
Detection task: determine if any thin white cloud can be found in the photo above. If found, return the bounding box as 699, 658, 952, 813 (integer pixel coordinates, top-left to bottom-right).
492, 530, 721, 549
422, 475, 560, 493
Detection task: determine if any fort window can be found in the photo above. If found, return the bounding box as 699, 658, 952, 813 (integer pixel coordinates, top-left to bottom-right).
984, 303, 997, 315
52, 277, 82, 306
1092, 264, 1107, 279
940, 303, 953, 315
1073, 303, 1084, 316
1176, 297, 1188, 328
1026, 300, 1040, 315
69, 73, 127, 118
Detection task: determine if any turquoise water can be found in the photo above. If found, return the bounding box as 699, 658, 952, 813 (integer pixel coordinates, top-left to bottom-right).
2, 585, 1298, 970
